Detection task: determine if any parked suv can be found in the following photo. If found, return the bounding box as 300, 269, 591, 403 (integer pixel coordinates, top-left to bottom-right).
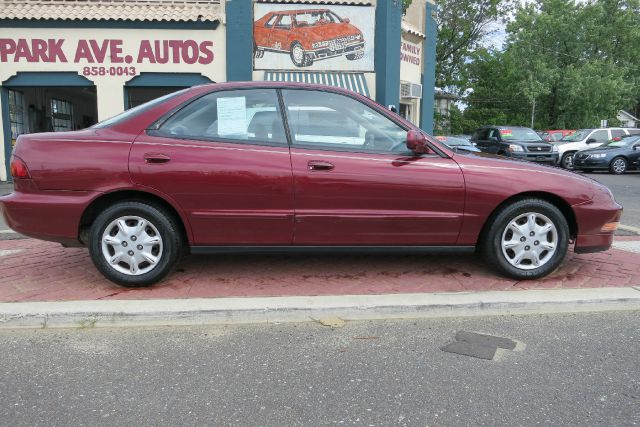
471, 126, 558, 164
557, 127, 640, 169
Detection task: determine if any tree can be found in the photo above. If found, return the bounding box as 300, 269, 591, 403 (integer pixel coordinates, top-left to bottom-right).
435, 0, 513, 93
461, 0, 640, 130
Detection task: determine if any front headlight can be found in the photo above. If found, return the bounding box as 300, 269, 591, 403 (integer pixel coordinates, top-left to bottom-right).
589, 153, 607, 159
551, 144, 558, 152
508, 144, 524, 152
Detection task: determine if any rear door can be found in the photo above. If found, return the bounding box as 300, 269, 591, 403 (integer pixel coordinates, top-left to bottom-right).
129, 88, 294, 245
281, 88, 465, 245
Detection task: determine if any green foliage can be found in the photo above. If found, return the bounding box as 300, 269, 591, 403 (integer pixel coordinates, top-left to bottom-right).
459, 0, 640, 131
435, 0, 514, 93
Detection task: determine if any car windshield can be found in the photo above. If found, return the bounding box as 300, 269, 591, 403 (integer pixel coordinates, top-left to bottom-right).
442, 137, 472, 146
605, 135, 640, 147
92, 89, 189, 129
561, 129, 593, 142
294, 11, 341, 26
499, 128, 542, 142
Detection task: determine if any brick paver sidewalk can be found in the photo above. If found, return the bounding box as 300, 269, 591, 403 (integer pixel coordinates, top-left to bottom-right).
0, 237, 638, 303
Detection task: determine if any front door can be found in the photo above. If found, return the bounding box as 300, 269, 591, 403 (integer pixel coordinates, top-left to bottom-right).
129, 88, 294, 245
281, 89, 466, 245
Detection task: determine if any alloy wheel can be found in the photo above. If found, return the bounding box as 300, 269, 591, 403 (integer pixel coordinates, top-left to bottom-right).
101, 216, 163, 276
611, 158, 626, 174
501, 212, 558, 270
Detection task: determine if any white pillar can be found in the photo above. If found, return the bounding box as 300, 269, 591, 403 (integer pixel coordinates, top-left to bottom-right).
95, 78, 127, 122
0, 92, 6, 182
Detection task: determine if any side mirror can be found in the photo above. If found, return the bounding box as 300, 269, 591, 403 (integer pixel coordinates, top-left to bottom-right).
343, 18, 350, 23
586, 138, 597, 144
406, 130, 430, 154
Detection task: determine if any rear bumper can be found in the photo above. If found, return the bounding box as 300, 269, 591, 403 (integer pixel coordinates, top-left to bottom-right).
572, 194, 622, 254
0, 186, 95, 246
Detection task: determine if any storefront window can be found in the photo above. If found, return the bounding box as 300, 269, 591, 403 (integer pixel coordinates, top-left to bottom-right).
51, 98, 73, 131
8, 89, 25, 144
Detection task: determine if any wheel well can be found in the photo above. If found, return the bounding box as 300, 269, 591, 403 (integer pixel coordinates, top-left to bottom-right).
478, 192, 578, 245
78, 190, 189, 246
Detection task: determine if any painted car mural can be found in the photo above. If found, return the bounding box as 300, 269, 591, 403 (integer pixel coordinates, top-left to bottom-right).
254, 9, 365, 68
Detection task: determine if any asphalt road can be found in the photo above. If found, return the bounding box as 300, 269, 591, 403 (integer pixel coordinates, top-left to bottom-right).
1, 311, 638, 426
589, 171, 640, 229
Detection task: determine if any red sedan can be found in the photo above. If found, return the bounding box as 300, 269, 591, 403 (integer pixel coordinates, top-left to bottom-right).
0, 82, 621, 287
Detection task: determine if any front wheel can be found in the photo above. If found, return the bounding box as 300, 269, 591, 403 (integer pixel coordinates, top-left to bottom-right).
88, 201, 183, 287
290, 41, 313, 67
346, 51, 364, 60
561, 152, 575, 169
481, 199, 569, 279
609, 157, 627, 174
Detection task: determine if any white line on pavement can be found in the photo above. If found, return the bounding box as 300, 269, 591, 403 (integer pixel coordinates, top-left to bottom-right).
619, 224, 640, 234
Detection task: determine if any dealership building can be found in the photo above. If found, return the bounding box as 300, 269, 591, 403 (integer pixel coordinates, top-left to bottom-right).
0, 0, 437, 181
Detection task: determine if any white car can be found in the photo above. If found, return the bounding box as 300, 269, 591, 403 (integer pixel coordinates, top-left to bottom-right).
557, 127, 640, 169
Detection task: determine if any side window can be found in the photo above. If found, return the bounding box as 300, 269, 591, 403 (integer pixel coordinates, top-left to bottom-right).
476, 129, 489, 140
157, 89, 287, 145
282, 89, 407, 153
275, 15, 292, 29
590, 130, 609, 143
264, 15, 277, 28
611, 129, 625, 139
488, 129, 500, 140
551, 133, 563, 141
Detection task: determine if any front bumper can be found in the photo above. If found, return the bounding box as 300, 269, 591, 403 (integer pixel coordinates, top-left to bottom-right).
508, 151, 559, 164
572, 189, 622, 254
573, 156, 609, 169
309, 41, 365, 60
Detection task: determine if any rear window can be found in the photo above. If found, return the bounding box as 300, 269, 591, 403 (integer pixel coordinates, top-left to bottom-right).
93, 89, 189, 129
499, 128, 541, 142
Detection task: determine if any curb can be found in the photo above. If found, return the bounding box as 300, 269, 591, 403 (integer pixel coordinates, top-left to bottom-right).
1, 287, 639, 329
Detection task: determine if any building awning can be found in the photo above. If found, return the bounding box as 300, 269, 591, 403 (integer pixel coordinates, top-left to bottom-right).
0, 0, 223, 23
264, 71, 370, 98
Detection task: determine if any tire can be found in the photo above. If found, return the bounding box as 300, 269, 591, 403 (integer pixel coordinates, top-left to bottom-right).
481, 199, 569, 280
290, 41, 313, 67
561, 152, 576, 169
88, 201, 183, 287
346, 51, 364, 60
609, 157, 627, 175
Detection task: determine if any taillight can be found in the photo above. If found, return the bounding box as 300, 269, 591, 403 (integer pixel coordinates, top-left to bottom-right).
10, 155, 31, 179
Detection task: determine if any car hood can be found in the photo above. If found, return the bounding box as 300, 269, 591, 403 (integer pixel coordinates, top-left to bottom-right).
580, 146, 626, 155
502, 139, 551, 146
452, 151, 603, 204
302, 23, 362, 40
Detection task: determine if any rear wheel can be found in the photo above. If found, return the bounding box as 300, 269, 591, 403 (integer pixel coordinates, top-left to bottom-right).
481, 199, 569, 279
346, 51, 364, 60
609, 157, 627, 174
88, 201, 183, 287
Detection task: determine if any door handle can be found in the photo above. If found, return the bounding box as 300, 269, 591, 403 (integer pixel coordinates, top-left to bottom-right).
144, 153, 171, 164
308, 160, 335, 171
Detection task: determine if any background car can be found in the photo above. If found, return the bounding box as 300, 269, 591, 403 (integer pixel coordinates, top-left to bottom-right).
540, 129, 575, 143
0, 83, 621, 287
573, 134, 640, 174
254, 9, 365, 67
556, 127, 640, 169
470, 126, 559, 165
435, 136, 481, 152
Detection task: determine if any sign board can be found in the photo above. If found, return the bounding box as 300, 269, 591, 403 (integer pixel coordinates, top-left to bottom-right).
253, 4, 375, 72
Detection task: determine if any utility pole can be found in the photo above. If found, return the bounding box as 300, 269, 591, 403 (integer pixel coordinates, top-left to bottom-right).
531, 98, 536, 129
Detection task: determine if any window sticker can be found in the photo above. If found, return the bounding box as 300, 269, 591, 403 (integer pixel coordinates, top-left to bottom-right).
217, 97, 247, 137
500, 129, 513, 137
